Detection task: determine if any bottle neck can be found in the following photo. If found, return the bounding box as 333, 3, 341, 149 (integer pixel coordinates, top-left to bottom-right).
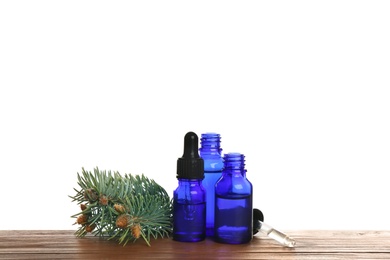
199, 133, 222, 156
199, 151, 222, 159
222, 153, 246, 177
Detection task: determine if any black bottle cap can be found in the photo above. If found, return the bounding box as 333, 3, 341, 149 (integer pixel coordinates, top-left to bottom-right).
253, 208, 264, 235
177, 132, 204, 179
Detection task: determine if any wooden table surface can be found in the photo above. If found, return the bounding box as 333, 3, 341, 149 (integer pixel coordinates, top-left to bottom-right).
0, 230, 389, 259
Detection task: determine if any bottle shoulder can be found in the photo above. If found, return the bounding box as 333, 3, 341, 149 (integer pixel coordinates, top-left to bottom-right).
215, 174, 252, 195
204, 160, 224, 172
174, 180, 206, 203
202, 156, 223, 163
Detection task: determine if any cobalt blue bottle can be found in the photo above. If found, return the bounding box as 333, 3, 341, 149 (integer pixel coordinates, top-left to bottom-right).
214, 153, 253, 244
199, 133, 223, 237
173, 132, 206, 242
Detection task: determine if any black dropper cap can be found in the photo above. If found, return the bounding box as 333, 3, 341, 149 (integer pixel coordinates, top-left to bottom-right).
177, 132, 204, 179
253, 208, 265, 235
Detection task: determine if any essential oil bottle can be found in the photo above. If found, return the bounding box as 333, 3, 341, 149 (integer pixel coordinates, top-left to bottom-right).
199, 133, 223, 237
214, 153, 253, 244
173, 132, 206, 242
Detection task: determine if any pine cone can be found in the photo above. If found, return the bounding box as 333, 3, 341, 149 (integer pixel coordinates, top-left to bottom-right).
114, 204, 126, 214
76, 214, 88, 225
85, 224, 96, 233
131, 224, 141, 239
99, 195, 109, 206
80, 204, 87, 211
116, 214, 130, 229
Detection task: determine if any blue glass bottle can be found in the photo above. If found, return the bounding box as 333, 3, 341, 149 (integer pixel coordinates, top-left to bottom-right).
214, 153, 253, 244
173, 132, 206, 242
199, 133, 223, 237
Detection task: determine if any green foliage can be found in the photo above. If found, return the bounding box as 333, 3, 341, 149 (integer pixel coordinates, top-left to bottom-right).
69, 167, 173, 246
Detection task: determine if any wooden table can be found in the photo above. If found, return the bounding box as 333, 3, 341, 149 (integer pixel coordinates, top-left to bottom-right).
1, 230, 389, 259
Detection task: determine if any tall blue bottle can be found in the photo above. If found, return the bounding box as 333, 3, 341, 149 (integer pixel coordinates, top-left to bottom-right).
199, 133, 223, 237
214, 153, 253, 244
173, 132, 206, 242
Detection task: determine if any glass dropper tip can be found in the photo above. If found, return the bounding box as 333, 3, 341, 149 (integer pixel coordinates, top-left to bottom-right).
260, 221, 296, 248
284, 236, 296, 248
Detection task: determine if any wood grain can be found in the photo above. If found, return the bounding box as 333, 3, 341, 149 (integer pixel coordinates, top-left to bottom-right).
0, 230, 389, 259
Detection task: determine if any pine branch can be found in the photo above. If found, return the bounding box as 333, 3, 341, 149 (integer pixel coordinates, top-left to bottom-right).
69, 167, 173, 246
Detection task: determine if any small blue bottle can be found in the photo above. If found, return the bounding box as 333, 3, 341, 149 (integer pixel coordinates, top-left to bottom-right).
199, 133, 223, 237
214, 153, 253, 244
173, 132, 206, 242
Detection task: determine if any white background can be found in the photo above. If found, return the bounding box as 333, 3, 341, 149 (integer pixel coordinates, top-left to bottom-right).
0, 1, 389, 230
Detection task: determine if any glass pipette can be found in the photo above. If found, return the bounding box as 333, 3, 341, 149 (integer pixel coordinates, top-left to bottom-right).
253, 208, 296, 247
